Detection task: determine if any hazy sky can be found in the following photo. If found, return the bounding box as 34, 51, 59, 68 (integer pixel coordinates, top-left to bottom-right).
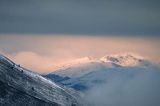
0, 35, 159, 73
0, 0, 160, 36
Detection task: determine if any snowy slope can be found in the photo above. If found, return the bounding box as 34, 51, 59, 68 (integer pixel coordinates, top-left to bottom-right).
46, 54, 158, 91
100, 54, 149, 67
0, 54, 86, 106
50, 54, 149, 77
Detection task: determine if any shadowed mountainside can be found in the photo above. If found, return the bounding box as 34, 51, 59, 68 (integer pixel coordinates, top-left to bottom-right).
0, 54, 85, 106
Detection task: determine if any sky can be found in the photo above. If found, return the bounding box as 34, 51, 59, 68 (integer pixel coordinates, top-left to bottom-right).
0, 0, 160, 73
0, 35, 159, 73
0, 0, 160, 36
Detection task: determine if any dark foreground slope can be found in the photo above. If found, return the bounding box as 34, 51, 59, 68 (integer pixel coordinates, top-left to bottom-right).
0, 55, 85, 106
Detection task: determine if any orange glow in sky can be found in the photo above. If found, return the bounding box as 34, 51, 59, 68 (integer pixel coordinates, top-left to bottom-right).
0, 35, 159, 73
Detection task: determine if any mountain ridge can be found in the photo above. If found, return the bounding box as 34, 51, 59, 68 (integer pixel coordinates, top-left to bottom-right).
45, 54, 159, 91
50, 54, 150, 78
0, 54, 85, 106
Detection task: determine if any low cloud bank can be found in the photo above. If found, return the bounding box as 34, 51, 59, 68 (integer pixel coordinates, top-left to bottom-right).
0, 51, 54, 73
85, 68, 160, 106
0, 51, 78, 73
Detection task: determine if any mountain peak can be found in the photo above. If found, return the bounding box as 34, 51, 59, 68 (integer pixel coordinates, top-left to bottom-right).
100, 53, 144, 67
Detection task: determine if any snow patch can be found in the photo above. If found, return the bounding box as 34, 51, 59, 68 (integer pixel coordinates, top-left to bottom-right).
100, 53, 143, 67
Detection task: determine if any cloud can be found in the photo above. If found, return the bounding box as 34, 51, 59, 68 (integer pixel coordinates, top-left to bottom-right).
1, 51, 54, 73
85, 68, 160, 106
0, 35, 160, 73
0, 0, 160, 35
9, 52, 55, 73
0, 50, 93, 73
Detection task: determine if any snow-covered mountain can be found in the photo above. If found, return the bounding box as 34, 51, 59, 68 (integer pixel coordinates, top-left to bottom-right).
0, 54, 86, 106
51, 54, 150, 78
45, 54, 158, 91
100, 54, 144, 66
